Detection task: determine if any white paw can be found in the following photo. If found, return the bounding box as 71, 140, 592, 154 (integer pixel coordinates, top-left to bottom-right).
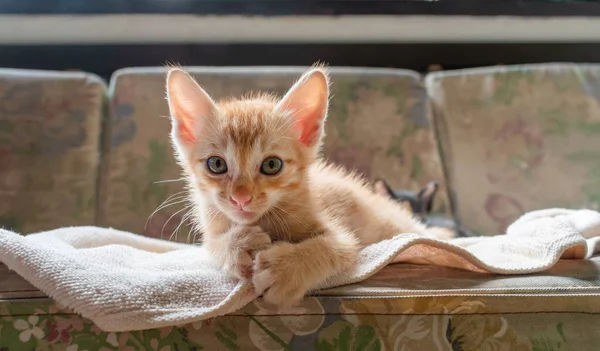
252, 242, 308, 308
223, 226, 272, 280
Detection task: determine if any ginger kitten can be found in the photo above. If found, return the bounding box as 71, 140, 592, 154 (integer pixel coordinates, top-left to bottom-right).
165, 65, 454, 308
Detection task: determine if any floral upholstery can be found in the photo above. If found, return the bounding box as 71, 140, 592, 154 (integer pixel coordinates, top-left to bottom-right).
427, 64, 600, 235
103, 67, 449, 240
2, 64, 600, 350
2, 256, 600, 350
0, 69, 105, 233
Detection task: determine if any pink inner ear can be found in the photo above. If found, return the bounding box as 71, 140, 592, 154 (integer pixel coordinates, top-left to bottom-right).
167, 69, 217, 146
174, 108, 197, 144
280, 70, 329, 147
299, 120, 321, 147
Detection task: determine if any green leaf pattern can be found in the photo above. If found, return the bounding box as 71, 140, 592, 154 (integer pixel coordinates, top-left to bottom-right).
1, 296, 598, 350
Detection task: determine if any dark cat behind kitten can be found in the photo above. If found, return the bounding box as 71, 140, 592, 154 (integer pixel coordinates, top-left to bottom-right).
374, 179, 474, 237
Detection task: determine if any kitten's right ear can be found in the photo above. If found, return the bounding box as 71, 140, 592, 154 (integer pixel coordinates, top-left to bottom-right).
416, 180, 439, 214
374, 179, 395, 199
166, 68, 217, 146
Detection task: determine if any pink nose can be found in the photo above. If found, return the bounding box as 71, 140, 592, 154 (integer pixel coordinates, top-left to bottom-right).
230, 193, 252, 208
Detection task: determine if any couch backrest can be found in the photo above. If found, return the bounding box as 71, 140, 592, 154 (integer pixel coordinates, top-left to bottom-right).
8, 64, 598, 238
427, 64, 600, 235
0, 69, 105, 233
102, 67, 450, 239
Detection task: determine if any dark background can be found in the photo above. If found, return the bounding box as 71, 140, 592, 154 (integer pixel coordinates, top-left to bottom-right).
3, 0, 600, 16
1, 43, 600, 81
1, 0, 599, 79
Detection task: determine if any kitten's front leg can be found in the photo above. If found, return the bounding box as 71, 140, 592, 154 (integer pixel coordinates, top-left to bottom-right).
204, 225, 272, 280
252, 227, 359, 308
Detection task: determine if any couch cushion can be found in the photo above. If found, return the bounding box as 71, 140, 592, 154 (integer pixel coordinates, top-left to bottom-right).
0, 69, 105, 233
427, 64, 600, 235
104, 67, 449, 238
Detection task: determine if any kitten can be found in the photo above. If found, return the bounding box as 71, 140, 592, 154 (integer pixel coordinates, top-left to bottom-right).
374, 179, 474, 237
374, 178, 439, 220
165, 65, 455, 308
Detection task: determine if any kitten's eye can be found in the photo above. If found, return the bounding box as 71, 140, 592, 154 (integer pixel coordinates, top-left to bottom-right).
260, 157, 283, 175
207, 156, 228, 174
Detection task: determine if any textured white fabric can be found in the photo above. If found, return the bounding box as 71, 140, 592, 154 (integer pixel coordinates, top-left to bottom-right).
1, 208, 599, 332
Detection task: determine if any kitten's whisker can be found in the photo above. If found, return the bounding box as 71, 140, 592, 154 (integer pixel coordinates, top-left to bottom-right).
172, 211, 192, 243
145, 196, 189, 229
277, 208, 292, 241
154, 178, 186, 184
163, 204, 194, 241
269, 207, 289, 241
200, 206, 221, 240
189, 227, 199, 245
185, 225, 195, 244
271, 207, 291, 242
180, 213, 192, 244
183, 212, 195, 241
153, 191, 187, 207
153, 197, 188, 215
204, 206, 219, 227
266, 208, 286, 241
191, 219, 204, 245
186, 208, 203, 245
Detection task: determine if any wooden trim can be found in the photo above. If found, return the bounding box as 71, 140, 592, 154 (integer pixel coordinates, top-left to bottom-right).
1, 15, 600, 45
0, 264, 45, 300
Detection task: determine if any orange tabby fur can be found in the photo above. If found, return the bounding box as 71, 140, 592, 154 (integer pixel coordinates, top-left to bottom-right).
165, 65, 455, 308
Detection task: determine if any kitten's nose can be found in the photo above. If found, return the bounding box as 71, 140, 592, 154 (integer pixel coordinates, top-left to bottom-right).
230, 193, 253, 208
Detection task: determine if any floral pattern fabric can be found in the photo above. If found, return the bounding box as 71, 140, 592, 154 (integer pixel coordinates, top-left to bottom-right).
2, 291, 599, 350
0, 69, 105, 234
3, 257, 600, 350
427, 64, 600, 235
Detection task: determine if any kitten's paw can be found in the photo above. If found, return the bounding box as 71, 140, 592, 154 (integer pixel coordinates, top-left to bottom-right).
223, 226, 272, 280
252, 242, 308, 308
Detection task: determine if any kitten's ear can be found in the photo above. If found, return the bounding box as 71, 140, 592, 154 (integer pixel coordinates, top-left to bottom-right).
276, 67, 329, 147
416, 180, 439, 214
374, 179, 395, 199
166, 68, 217, 146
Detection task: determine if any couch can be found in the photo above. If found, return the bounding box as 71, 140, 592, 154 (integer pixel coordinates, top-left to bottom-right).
1, 64, 599, 350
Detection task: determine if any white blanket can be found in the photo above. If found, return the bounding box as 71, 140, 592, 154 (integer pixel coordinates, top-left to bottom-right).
1, 208, 600, 332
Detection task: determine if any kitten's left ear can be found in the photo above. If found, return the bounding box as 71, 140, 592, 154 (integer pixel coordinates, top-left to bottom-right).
276, 67, 330, 147
166, 68, 218, 147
